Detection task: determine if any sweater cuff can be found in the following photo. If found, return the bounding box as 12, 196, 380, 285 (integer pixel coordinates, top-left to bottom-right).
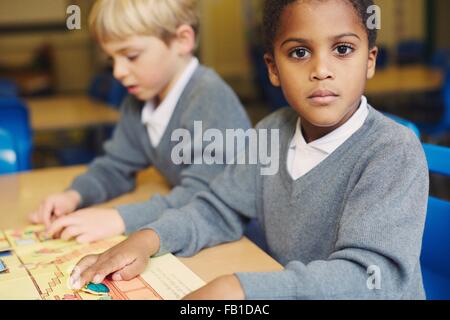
70, 176, 107, 209
139, 209, 190, 255
116, 195, 168, 235
235, 271, 297, 300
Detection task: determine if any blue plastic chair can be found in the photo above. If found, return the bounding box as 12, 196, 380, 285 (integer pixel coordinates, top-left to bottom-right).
376, 46, 389, 69
397, 40, 426, 65
0, 128, 18, 174
417, 67, 450, 137
89, 71, 128, 108
430, 48, 450, 71
0, 97, 33, 171
250, 45, 288, 111
420, 143, 450, 300
0, 78, 19, 98
384, 112, 421, 139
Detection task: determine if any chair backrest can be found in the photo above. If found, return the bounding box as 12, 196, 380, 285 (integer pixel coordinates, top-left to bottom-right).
397, 40, 426, 65
0, 127, 18, 174
384, 112, 421, 139
89, 71, 127, 108
420, 143, 450, 300
0, 78, 18, 98
430, 48, 450, 71
376, 46, 389, 69
0, 97, 32, 171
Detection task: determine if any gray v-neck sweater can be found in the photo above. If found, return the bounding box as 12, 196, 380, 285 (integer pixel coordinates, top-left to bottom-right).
70, 65, 251, 234
146, 105, 429, 299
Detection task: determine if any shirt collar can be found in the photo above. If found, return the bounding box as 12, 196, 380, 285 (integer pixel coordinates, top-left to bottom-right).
290, 96, 369, 154
141, 57, 199, 125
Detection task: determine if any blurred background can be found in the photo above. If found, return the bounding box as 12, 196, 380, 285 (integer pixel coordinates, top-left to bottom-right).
0, 0, 449, 198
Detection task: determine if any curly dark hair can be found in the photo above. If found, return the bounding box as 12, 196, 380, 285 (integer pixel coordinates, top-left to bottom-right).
263, 0, 378, 54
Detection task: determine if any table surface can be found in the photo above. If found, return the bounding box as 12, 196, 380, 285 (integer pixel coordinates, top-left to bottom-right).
26, 95, 120, 131
0, 166, 283, 283
365, 65, 444, 96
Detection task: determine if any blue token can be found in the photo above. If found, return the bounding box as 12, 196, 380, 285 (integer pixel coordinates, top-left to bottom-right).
83, 282, 110, 295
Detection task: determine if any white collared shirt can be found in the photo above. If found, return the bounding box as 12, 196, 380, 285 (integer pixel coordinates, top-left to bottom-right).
287, 96, 369, 180
141, 57, 199, 147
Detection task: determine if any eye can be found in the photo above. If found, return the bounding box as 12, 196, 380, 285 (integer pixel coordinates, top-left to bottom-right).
334, 44, 354, 56
126, 52, 140, 61
289, 48, 311, 59
127, 54, 140, 62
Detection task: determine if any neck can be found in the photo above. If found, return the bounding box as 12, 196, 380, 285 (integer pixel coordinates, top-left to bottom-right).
301, 99, 361, 143
155, 56, 193, 107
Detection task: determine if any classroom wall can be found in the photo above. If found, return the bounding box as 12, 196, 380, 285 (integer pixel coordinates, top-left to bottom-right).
198, 0, 255, 100
0, 0, 437, 96
375, 0, 425, 49
0, 0, 95, 94
435, 0, 450, 49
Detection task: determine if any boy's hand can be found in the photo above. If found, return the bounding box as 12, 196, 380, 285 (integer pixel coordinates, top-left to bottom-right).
183, 275, 245, 300
46, 208, 126, 243
28, 190, 81, 228
69, 229, 160, 290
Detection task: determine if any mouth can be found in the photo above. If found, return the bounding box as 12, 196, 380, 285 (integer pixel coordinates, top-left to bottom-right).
126, 85, 139, 94
307, 89, 339, 105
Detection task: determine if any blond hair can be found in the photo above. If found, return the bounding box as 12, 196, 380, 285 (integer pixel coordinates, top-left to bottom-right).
89, 0, 199, 44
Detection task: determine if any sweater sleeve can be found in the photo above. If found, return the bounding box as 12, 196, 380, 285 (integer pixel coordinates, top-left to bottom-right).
141, 141, 259, 257
116, 77, 252, 234
236, 139, 429, 299
70, 97, 151, 208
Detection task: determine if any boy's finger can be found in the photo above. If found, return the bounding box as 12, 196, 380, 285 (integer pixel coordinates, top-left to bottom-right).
70, 255, 99, 289
60, 226, 83, 241
41, 201, 55, 228
82, 253, 134, 286
76, 233, 98, 244
77, 260, 116, 289
46, 216, 77, 238
28, 211, 38, 224
112, 258, 147, 281
72, 255, 99, 277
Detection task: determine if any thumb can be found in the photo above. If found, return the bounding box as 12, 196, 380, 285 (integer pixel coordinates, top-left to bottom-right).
29, 211, 39, 224
53, 206, 70, 217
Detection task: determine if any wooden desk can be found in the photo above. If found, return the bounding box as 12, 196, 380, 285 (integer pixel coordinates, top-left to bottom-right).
26, 95, 120, 131
0, 166, 283, 283
365, 65, 444, 96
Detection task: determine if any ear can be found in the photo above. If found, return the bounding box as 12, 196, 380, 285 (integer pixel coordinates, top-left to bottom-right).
264, 53, 281, 87
173, 24, 196, 55
366, 46, 378, 80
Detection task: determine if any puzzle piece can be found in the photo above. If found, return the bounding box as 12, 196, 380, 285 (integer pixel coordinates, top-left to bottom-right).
0, 259, 8, 273
81, 282, 110, 296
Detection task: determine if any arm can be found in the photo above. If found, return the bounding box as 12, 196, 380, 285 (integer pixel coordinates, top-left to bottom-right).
70, 97, 151, 208
116, 85, 252, 234
144, 144, 259, 257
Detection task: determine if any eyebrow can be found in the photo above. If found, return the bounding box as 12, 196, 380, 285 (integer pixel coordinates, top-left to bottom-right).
280, 33, 361, 47
116, 47, 140, 54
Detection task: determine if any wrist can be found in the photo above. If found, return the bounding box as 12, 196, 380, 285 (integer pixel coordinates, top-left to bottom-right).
219, 275, 245, 300
134, 229, 161, 257
66, 190, 81, 208
110, 209, 126, 234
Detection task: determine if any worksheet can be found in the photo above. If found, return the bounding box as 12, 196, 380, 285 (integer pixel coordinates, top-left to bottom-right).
0, 225, 205, 300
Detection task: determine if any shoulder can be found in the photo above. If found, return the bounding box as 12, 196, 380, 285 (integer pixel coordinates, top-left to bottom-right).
358, 106, 427, 170
179, 64, 250, 127
183, 65, 245, 107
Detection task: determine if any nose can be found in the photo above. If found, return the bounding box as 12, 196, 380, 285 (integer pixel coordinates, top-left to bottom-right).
113, 58, 129, 81
310, 54, 334, 81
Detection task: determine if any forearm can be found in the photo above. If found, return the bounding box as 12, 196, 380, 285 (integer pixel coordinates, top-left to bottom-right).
143, 192, 248, 257
117, 177, 210, 234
